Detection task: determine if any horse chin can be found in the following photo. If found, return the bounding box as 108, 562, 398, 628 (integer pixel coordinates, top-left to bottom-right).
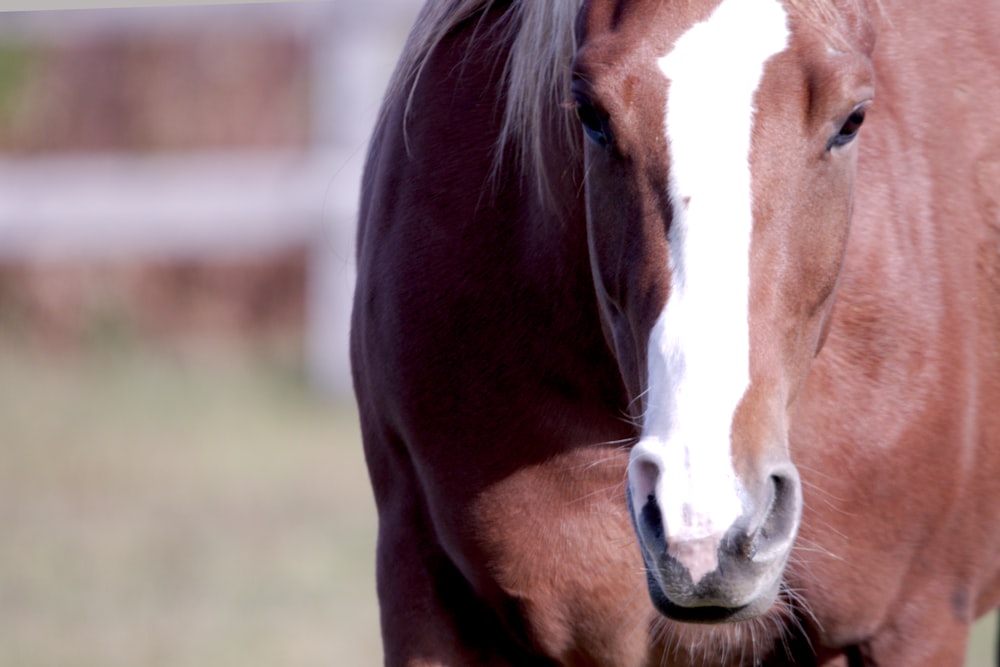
643, 566, 782, 624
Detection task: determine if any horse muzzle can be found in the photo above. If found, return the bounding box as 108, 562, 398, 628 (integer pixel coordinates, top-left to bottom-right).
626, 453, 802, 623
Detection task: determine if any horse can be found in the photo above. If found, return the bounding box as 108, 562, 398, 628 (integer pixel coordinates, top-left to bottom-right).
351, 0, 1000, 664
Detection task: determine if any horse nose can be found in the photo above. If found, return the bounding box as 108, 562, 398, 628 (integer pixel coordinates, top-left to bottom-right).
627, 445, 801, 617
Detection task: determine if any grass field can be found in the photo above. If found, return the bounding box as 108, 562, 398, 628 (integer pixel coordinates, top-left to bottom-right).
0, 346, 381, 667
0, 346, 994, 666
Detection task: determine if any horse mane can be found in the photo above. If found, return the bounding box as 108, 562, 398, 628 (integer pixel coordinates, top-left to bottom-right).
382, 0, 875, 199
384, 0, 582, 200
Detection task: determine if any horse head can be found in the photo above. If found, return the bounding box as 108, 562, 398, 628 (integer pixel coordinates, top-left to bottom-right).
572, 0, 876, 622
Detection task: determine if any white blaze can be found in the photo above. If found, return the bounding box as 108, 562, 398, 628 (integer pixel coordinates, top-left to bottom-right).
629, 0, 789, 584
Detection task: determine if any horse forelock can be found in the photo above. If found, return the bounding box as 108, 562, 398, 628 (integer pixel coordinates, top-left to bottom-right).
498, 0, 584, 200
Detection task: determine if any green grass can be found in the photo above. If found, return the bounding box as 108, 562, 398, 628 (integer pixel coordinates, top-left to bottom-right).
0, 347, 381, 667
0, 346, 994, 666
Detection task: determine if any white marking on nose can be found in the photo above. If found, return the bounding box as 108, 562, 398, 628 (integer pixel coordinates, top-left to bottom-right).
629, 0, 789, 584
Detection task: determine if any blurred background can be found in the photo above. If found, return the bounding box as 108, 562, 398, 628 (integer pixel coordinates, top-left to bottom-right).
0, 2, 995, 666
0, 2, 419, 665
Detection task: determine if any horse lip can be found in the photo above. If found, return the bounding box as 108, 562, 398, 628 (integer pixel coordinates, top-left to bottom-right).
646, 573, 778, 624
640, 550, 784, 623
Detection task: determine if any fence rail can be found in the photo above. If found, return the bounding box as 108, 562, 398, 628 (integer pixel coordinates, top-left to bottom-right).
0, 1, 422, 395
0, 149, 358, 259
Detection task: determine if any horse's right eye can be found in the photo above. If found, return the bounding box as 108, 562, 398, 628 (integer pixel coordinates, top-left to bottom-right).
574, 96, 611, 148
827, 105, 868, 150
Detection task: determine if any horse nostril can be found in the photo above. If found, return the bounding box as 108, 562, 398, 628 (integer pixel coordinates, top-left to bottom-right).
640, 494, 664, 541
749, 470, 801, 561
627, 452, 668, 546
632, 457, 660, 501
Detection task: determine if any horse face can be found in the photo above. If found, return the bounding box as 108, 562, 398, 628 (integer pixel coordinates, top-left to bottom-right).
573, 0, 874, 621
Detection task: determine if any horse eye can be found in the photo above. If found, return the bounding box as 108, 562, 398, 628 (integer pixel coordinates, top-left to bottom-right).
828, 107, 866, 150
574, 96, 610, 148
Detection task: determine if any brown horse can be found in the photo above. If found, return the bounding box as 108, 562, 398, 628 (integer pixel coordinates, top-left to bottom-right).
351, 0, 1000, 664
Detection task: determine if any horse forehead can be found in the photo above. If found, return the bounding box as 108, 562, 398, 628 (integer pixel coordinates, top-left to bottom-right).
659, 0, 790, 94
579, 0, 786, 55
657, 0, 791, 191
577, 0, 797, 128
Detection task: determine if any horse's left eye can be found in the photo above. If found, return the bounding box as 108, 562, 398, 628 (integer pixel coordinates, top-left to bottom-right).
574, 96, 611, 148
828, 107, 867, 150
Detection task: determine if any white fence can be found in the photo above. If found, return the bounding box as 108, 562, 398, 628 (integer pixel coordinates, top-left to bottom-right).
0, 1, 421, 394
